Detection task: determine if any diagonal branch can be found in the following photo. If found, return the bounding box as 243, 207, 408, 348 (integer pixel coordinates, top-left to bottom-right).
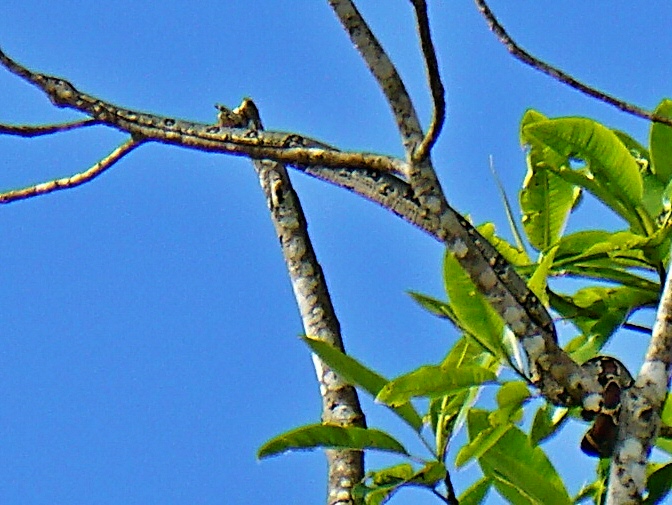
410, 0, 446, 163
474, 0, 672, 127
608, 267, 672, 503
330, 0, 592, 408
238, 101, 366, 505
0, 138, 141, 203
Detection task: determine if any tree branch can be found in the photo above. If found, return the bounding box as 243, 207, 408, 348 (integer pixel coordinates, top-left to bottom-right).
474, 0, 672, 127
0, 118, 100, 136
0, 48, 408, 178
0, 138, 141, 203
608, 267, 672, 503
235, 102, 366, 505
409, 0, 446, 163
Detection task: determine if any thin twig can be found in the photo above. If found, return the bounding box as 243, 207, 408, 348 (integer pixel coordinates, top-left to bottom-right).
0, 118, 100, 136
0, 138, 140, 204
474, 0, 672, 128
410, 0, 446, 163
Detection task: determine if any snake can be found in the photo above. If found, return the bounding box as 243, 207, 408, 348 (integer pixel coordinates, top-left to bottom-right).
579, 356, 634, 458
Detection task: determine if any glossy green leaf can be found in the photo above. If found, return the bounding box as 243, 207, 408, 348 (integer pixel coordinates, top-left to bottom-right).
459, 477, 492, 505
302, 337, 423, 431
496, 381, 530, 411
644, 462, 672, 504
530, 404, 569, 446
455, 421, 511, 468
523, 117, 644, 207
371, 463, 414, 486
466, 410, 571, 504
443, 250, 506, 360
407, 291, 453, 321
520, 160, 579, 251
258, 424, 408, 459
560, 286, 657, 361
528, 245, 558, 307
477, 223, 531, 267
377, 365, 497, 407
650, 99, 672, 185
661, 394, 672, 427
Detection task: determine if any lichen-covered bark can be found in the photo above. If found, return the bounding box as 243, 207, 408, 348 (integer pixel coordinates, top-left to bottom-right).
608, 270, 672, 503
232, 105, 365, 505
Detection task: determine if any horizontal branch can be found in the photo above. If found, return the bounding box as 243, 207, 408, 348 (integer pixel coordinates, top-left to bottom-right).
0, 48, 408, 178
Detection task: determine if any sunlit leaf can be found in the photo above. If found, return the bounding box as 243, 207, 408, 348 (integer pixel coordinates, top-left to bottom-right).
650, 99, 672, 185
523, 117, 643, 207
443, 251, 507, 360
377, 365, 497, 407
466, 410, 571, 504
530, 404, 569, 446
477, 223, 531, 267
302, 337, 423, 431
258, 424, 408, 459
520, 161, 579, 251
458, 477, 492, 505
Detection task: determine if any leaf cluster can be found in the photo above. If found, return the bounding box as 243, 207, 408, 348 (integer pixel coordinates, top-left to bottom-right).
258, 103, 672, 504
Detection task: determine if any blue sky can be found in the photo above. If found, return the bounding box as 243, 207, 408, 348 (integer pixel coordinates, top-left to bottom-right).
0, 2, 670, 504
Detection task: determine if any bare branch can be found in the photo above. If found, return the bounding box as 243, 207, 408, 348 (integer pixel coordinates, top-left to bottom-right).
0, 118, 100, 137
330, 1, 594, 409
327, 0, 425, 151
0, 47, 408, 178
474, 0, 672, 128
0, 138, 140, 204
0, 46, 600, 414
608, 269, 672, 503
239, 101, 365, 505
410, 0, 446, 163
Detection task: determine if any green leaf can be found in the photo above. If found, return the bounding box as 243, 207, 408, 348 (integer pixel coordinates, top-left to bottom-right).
377, 365, 497, 407
496, 381, 530, 412
528, 245, 558, 307
644, 462, 672, 504
302, 337, 423, 431
371, 463, 414, 485
560, 286, 657, 361
477, 223, 531, 267
407, 291, 453, 321
466, 410, 572, 504
523, 117, 644, 207
661, 394, 672, 427
530, 404, 569, 446
459, 477, 492, 505
258, 424, 408, 459
443, 250, 506, 360
520, 160, 579, 251
455, 421, 511, 468
650, 99, 672, 185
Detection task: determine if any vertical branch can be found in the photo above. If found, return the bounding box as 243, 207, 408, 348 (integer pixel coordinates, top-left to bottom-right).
237, 102, 366, 505
608, 269, 672, 503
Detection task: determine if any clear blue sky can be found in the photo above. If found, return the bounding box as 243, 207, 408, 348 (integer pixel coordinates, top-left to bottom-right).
0, 2, 670, 503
